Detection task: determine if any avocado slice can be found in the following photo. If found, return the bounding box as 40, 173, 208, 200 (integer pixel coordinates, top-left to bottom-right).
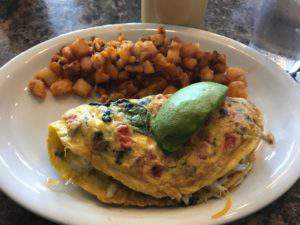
151, 82, 228, 154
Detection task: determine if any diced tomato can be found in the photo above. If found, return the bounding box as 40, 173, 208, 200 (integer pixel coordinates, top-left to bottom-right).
116, 124, 130, 135
66, 114, 77, 122
119, 135, 132, 149
224, 133, 236, 151
116, 124, 132, 149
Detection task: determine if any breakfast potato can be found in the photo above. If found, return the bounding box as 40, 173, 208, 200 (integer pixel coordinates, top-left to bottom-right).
29, 27, 249, 101
227, 81, 248, 98
95, 70, 110, 84
72, 78, 92, 98
70, 38, 91, 58
28, 79, 47, 98
50, 79, 73, 96
35, 67, 59, 86
199, 66, 214, 81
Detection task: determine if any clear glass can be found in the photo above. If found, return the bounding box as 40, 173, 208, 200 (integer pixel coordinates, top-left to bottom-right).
141, 0, 208, 28
249, 0, 300, 73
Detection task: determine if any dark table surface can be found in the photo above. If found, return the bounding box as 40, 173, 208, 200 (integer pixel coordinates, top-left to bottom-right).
0, 0, 299, 224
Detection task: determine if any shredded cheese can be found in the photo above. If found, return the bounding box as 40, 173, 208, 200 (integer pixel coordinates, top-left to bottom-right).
46, 177, 62, 188
211, 196, 232, 219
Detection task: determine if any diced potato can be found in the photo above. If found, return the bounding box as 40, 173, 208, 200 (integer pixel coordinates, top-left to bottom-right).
226, 67, 247, 84
105, 63, 118, 80
213, 73, 229, 84
199, 66, 214, 81
163, 85, 177, 94
95, 70, 110, 84
181, 43, 200, 58
61, 46, 74, 60
35, 67, 59, 86
80, 57, 93, 73
183, 58, 197, 70
28, 79, 47, 98
125, 64, 144, 73
227, 81, 248, 98
50, 79, 73, 96
72, 78, 92, 98
143, 60, 155, 74
92, 37, 105, 52
91, 53, 106, 69
48, 62, 62, 75
167, 41, 181, 64
70, 38, 91, 58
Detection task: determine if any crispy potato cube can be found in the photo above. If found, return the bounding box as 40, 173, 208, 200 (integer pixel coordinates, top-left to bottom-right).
28, 79, 46, 98
143, 60, 155, 74
183, 58, 197, 69
61, 46, 74, 60
91, 53, 106, 69
125, 64, 144, 73
163, 85, 177, 94
226, 67, 247, 84
167, 41, 181, 64
35, 67, 59, 86
72, 78, 92, 98
227, 81, 248, 98
181, 43, 200, 58
105, 63, 118, 80
70, 38, 91, 58
48, 62, 62, 75
50, 79, 73, 96
199, 66, 214, 81
80, 57, 93, 73
213, 73, 229, 84
95, 70, 110, 84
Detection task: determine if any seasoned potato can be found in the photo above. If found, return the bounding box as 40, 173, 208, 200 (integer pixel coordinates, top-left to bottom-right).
70, 38, 91, 58
143, 60, 155, 74
29, 27, 249, 101
95, 70, 110, 84
227, 81, 248, 98
226, 67, 247, 85
72, 78, 92, 98
213, 73, 228, 84
105, 63, 119, 80
28, 79, 47, 98
80, 57, 93, 73
91, 53, 106, 69
35, 67, 59, 86
61, 46, 74, 60
50, 79, 73, 96
183, 58, 197, 70
166, 41, 181, 64
48, 62, 62, 76
199, 66, 214, 81
181, 43, 200, 58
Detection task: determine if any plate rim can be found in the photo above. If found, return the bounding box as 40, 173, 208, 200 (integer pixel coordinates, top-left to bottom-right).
0, 22, 299, 225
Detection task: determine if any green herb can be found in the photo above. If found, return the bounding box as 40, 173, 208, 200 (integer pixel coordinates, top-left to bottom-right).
102, 109, 112, 122
122, 103, 150, 134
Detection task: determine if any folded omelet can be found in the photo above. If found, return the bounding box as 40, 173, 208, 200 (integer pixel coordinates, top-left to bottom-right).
48, 94, 263, 206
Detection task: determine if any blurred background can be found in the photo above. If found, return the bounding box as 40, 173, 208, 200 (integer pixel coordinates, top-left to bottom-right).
0, 0, 299, 225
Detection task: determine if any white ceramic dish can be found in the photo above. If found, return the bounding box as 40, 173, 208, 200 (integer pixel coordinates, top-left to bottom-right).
0, 23, 299, 225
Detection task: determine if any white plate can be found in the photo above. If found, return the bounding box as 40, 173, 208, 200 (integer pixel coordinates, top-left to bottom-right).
0, 23, 299, 225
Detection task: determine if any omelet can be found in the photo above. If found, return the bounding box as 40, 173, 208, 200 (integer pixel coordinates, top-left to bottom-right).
48, 94, 264, 205
48, 123, 255, 206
